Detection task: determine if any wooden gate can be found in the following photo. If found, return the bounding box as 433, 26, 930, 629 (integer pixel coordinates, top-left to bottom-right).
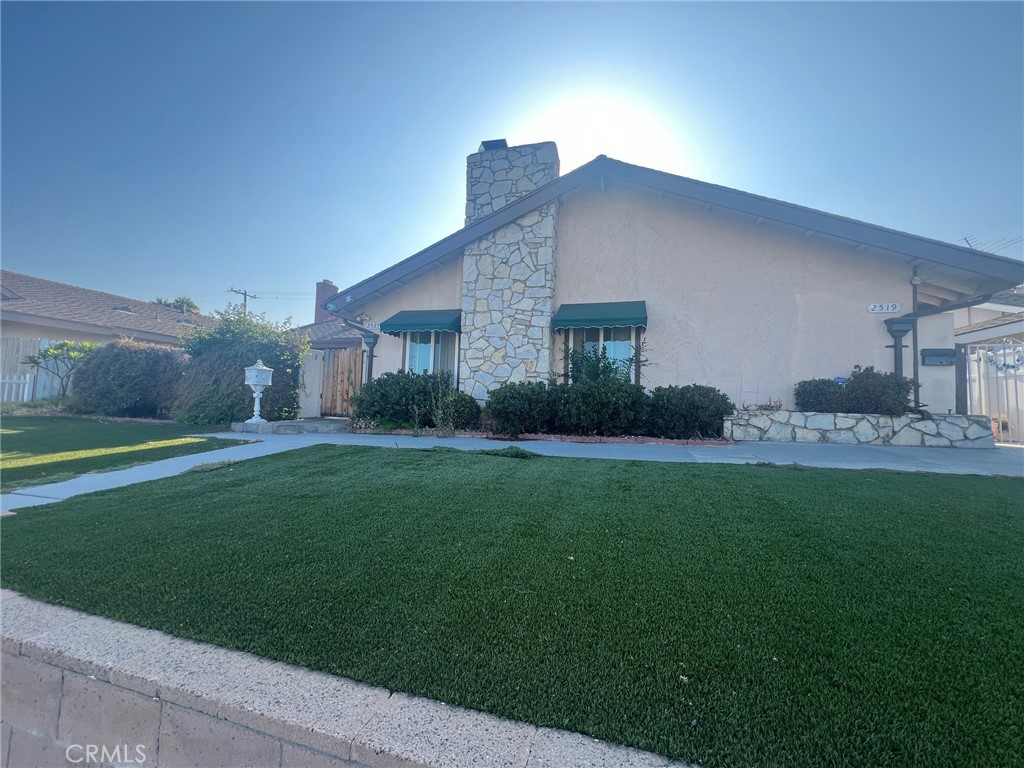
320, 347, 363, 417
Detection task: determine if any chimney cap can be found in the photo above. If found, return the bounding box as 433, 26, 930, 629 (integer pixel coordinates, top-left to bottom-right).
479, 139, 508, 151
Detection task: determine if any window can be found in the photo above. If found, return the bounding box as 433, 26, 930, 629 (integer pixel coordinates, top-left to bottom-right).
404, 330, 458, 380
568, 326, 640, 381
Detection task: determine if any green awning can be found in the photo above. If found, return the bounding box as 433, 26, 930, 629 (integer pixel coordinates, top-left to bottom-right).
379, 309, 461, 337
552, 301, 648, 330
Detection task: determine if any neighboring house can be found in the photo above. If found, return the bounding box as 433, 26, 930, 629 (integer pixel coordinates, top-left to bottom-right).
322, 140, 1023, 415
952, 286, 1024, 345
0, 270, 215, 400
952, 286, 1024, 443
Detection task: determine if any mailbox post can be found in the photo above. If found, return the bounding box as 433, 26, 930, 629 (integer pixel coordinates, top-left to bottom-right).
244, 360, 274, 424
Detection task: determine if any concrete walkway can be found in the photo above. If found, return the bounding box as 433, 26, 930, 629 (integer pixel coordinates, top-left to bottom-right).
3, 432, 1021, 513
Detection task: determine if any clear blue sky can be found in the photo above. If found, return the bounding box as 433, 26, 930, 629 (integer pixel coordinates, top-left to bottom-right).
3, 1, 1022, 325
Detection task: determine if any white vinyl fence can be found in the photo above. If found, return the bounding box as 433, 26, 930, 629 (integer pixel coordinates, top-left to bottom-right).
966, 342, 1024, 444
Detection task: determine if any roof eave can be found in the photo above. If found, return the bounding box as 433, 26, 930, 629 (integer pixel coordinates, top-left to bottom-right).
326, 156, 1024, 311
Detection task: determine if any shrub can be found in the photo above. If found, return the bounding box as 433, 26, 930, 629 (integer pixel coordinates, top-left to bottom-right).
646, 384, 735, 439
351, 370, 471, 430
792, 366, 913, 416
431, 379, 482, 434
840, 365, 913, 416
484, 381, 551, 437
71, 340, 185, 418
174, 306, 309, 425
450, 390, 482, 430
794, 378, 845, 412
548, 380, 649, 437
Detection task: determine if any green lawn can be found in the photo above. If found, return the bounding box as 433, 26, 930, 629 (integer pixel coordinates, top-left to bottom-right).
1, 445, 1021, 767
0, 416, 241, 492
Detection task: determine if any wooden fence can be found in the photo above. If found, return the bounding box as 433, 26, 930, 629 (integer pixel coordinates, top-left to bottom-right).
1, 337, 62, 400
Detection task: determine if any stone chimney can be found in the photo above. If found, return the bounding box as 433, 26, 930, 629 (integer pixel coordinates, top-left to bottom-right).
465, 139, 559, 226
460, 140, 560, 401
315, 279, 337, 323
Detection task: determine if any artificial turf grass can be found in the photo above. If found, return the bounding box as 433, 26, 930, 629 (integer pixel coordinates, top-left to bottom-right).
0, 416, 240, 491
1, 445, 1021, 767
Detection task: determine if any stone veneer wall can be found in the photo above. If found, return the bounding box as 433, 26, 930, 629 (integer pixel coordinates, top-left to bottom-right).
460, 142, 560, 401
465, 142, 559, 226
460, 204, 558, 401
724, 411, 995, 448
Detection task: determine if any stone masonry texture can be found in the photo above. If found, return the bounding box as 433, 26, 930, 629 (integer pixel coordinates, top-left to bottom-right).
461, 142, 560, 401
724, 410, 996, 448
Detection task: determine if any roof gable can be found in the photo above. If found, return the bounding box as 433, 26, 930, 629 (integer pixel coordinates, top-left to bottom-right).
326, 156, 1023, 313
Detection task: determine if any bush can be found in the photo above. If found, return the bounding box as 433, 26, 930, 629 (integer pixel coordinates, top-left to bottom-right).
71, 340, 184, 418
794, 378, 845, 412
431, 382, 482, 434
793, 366, 913, 416
646, 384, 735, 439
174, 306, 309, 425
450, 390, 482, 430
351, 370, 473, 430
840, 365, 913, 416
484, 381, 551, 437
548, 379, 649, 437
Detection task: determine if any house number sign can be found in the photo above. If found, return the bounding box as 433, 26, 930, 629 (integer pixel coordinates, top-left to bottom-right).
867, 303, 902, 314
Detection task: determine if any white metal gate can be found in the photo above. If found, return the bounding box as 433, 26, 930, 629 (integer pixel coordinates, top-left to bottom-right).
966, 342, 1024, 444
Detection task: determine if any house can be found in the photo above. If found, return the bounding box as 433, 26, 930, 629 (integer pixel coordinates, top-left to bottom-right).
0, 270, 215, 400
322, 140, 1023, 415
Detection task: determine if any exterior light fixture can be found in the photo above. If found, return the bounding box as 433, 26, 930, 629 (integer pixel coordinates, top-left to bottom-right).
244, 360, 273, 424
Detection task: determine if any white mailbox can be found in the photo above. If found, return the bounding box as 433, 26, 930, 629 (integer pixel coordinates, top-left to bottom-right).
244, 360, 273, 389
244, 360, 274, 423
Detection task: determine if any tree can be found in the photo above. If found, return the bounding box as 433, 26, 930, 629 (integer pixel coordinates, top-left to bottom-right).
174, 305, 310, 424
21, 340, 100, 398
155, 296, 200, 312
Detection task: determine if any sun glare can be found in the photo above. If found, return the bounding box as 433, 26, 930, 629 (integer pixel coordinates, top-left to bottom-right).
511, 89, 695, 177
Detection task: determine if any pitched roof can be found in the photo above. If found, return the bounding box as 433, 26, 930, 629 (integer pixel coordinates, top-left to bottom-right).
0, 270, 217, 343
955, 311, 1024, 336
294, 317, 364, 347
988, 286, 1024, 309
325, 155, 1024, 313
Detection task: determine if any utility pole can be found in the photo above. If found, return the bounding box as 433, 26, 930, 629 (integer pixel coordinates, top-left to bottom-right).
229, 287, 259, 316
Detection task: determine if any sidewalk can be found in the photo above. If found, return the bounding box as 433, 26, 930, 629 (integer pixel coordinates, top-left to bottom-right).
3, 432, 1021, 514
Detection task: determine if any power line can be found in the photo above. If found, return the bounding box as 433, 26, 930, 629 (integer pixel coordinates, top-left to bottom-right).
228, 287, 259, 315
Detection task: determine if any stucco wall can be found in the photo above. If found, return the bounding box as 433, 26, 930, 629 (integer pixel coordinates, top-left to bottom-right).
916, 312, 955, 413
346, 258, 464, 376
554, 186, 915, 408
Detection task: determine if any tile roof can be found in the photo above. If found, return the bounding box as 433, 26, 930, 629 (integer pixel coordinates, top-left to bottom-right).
0, 270, 217, 343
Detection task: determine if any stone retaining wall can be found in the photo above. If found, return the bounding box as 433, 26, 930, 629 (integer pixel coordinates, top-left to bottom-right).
724, 411, 995, 448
